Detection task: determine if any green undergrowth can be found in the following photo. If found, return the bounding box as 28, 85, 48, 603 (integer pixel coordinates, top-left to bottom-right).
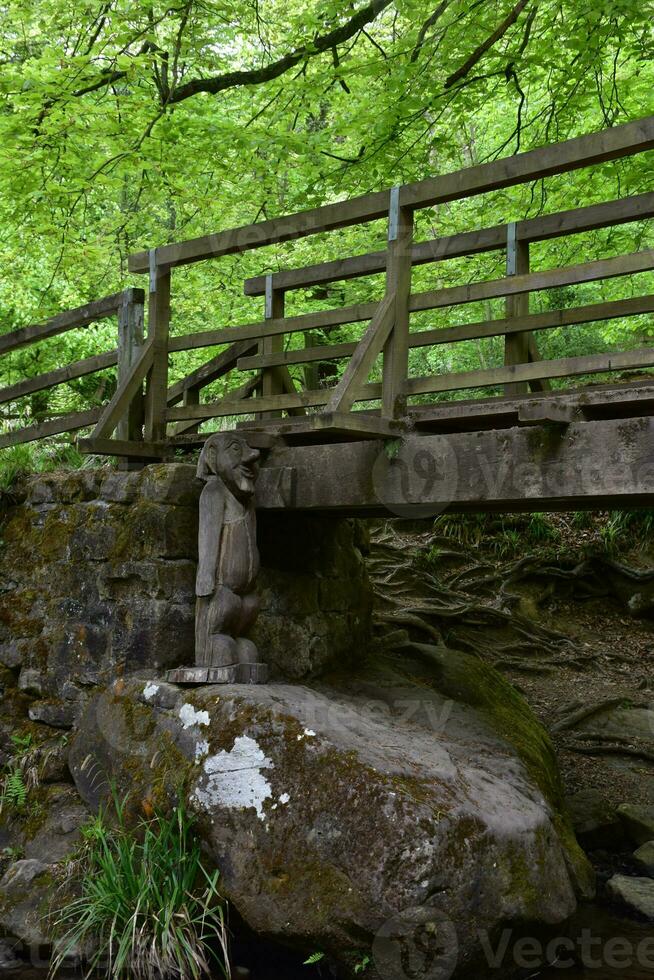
50, 793, 230, 980
0, 442, 93, 497
427, 509, 654, 563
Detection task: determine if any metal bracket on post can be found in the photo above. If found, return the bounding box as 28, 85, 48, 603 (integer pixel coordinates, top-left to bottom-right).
264, 274, 274, 319
506, 222, 518, 277
388, 186, 401, 243
149, 248, 158, 296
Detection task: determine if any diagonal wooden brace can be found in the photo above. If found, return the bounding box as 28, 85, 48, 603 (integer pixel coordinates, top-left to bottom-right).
91, 336, 154, 440
325, 293, 396, 414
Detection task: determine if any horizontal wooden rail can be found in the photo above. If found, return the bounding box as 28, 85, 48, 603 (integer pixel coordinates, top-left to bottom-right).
244, 192, 654, 296
406, 348, 654, 396
0, 289, 143, 356
169, 247, 654, 354
0, 408, 102, 449
167, 344, 654, 421
167, 339, 258, 405
0, 350, 118, 405
128, 116, 654, 272
237, 294, 654, 371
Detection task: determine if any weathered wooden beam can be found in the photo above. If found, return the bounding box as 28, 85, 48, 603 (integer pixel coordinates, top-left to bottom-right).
326, 294, 395, 414
240, 412, 405, 443
410, 381, 654, 431
0, 350, 118, 405
0, 290, 142, 356
167, 339, 258, 405
237, 293, 654, 372
129, 115, 654, 272
504, 223, 530, 396
517, 402, 576, 426
0, 409, 102, 449
116, 291, 145, 444
77, 437, 173, 459
144, 259, 171, 443
90, 337, 154, 440
410, 247, 654, 314
253, 417, 654, 514
169, 249, 654, 354
407, 346, 654, 397
244, 191, 654, 296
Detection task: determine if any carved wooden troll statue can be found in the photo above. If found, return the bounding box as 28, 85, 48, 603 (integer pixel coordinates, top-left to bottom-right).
168, 433, 268, 684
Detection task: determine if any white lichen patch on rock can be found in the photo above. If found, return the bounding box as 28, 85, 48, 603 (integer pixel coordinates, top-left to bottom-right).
297, 728, 316, 741
142, 683, 159, 701
179, 703, 210, 729
193, 735, 273, 821
279, 793, 290, 805
195, 738, 209, 760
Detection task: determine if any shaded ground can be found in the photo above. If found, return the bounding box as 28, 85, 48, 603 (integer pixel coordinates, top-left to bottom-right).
367, 511, 654, 810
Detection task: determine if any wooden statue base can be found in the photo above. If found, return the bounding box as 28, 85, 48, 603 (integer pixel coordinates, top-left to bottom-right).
166, 663, 269, 685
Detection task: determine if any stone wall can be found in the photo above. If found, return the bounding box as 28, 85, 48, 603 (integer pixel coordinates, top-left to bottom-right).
0, 464, 372, 719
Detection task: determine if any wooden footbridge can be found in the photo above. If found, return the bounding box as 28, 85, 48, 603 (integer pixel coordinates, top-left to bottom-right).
3, 116, 654, 515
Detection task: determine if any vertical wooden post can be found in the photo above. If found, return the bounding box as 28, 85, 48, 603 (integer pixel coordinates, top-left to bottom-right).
181, 385, 201, 434
116, 288, 145, 443
504, 222, 530, 397
382, 186, 413, 419
145, 249, 171, 444
258, 274, 285, 419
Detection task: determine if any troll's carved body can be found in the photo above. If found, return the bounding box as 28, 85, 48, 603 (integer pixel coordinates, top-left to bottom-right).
195, 434, 263, 675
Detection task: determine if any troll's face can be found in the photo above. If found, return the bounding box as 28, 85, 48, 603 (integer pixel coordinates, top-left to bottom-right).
198, 434, 260, 499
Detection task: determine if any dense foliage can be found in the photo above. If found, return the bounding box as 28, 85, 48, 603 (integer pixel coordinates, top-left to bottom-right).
0, 0, 653, 428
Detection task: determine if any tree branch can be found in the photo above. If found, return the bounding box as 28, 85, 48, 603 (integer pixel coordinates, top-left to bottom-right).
167, 0, 393, 104
411, 0, 451, 63
444, 0, 532, 89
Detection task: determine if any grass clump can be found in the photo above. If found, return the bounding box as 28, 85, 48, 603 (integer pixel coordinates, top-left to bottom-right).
51, 794, 231, 980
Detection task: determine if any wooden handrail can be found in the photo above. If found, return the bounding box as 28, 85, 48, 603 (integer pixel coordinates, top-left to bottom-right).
128, 116, 654, 272
243, 191, 654, 296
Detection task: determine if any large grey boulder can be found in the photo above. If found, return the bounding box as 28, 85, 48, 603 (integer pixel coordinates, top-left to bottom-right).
0, 860, 54, 946
618, 804, 654, 847
69, 644, 592, 979
634, 841, 654, 877
607, 875, 654, 920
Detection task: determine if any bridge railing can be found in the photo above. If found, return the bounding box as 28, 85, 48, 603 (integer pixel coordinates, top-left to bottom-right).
9, 114, 654, 459
0, 289, 145, 451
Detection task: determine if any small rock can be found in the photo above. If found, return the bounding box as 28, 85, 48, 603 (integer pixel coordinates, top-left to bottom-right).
0, 859, 53, 946
617, 804, 654, 847
607, 875, 654, 920
634, 841, 654, 877
28, 700, 76, 729
0, 938, 22, 969
566, 789, 624, 851
24, 801, 88, 863
17, 668, 45, 697
38, 738, 71, 784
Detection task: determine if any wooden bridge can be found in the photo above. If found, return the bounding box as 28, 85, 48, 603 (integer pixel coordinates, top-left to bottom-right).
2, 116, 654, 515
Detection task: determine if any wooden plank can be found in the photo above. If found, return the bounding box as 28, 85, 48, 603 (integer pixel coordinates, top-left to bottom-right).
527, 334, 552, 393
239, 412, 405, 443
0, 350, 118, 405
517, 403, 576, 426
129, 115, 654, 272
252, 416, 654, 514
77, 437, 173, 459
144, 260, 170, 443
90, 337, 154, 439
504, 224, 530, 396
410, 247, 654, 314
260, 279, 285, 419
238, 294, 654, 371
167, 301, 378, 352
383, 191, 412, 418
326, 294, 395, 414
407, 347, 654, 397
171, 375, 262, 437
0, 408, 102, 449
409, 381, 654, 431
244, 191, 654, 296
0, 290, 142, 356
116, 291, 145, 443
166, 383, 381, 420
169, 249, 654, 355
167, 339, 258, 405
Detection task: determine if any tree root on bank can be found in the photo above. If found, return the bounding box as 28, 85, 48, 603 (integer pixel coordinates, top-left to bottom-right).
367, 521, 654, 675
